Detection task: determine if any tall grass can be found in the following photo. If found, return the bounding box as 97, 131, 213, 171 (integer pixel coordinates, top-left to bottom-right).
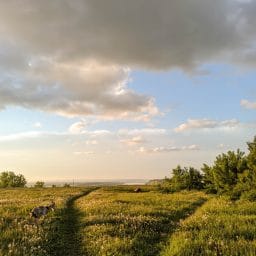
0, 187, 85, 256
76, 187, 207, 256
161, 197, 256, 256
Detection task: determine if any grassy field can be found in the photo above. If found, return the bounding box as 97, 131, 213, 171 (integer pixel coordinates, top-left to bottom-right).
1, 186, 256, 255
162, 197, 256, 256
76, 187, 207, 256
0, 187, 89, 256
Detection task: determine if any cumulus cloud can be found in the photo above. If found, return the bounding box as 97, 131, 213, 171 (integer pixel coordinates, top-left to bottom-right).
120, 136, 146, 146
174, 118, 239, 132
69, 120, 87, 134
0, 131, 65, 142
137, 144, 200, 154
1, 0, 256, 119
240, 99, 256, 109
1, 0, 256, 70
0, 55, 158, 119
118, 128, 166, 136
85, 140, 98, 145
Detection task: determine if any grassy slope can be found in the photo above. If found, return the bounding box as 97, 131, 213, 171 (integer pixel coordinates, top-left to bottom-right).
76, 186, 207, 256
161, 197, 256, 256
0, 187, 86, 256
2, 186, 256, 256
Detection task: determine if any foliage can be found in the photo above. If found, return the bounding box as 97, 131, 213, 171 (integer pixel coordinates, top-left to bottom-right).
200, 136, 256, 199
246, 136, 256, 188
34, 181, 45, 188
160, 166, 203, 192
201, 150, 248, 195
0, 171, 27, 188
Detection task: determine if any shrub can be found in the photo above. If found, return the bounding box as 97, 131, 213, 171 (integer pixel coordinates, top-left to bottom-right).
0, 171, 27, 188
34, 181, 45, 188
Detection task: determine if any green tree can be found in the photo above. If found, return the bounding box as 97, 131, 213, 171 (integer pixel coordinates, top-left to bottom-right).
34, 181, 45, 188
185, 167, 204, 190
212, 150, 247, 193
0, 171, 27, 188
201, 164, 217, 193
161, 165, 203, 192
246, 136, 256, 186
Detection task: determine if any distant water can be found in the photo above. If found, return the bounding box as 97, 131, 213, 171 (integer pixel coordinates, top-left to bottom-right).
27, 179, 149, 187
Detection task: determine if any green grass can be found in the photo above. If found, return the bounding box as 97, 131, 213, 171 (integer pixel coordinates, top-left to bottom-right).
76, 187, 207, 256
161, 197, 256, 256
0, 187, 87, 256
2, 186, 256, 256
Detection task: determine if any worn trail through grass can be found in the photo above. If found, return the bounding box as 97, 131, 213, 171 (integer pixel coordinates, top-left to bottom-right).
44, 188, 98, 256
76, 189, 209, 256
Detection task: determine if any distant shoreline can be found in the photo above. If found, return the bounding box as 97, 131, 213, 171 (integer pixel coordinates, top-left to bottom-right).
27, 179, 149, 187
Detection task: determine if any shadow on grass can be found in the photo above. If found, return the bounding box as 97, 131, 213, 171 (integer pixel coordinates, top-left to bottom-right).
131, 197, 208, 256
43, 189, 97, 256
81, 197, 208, 256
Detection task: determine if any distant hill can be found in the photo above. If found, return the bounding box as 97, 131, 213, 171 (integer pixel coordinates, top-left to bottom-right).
146, 179, 164, 185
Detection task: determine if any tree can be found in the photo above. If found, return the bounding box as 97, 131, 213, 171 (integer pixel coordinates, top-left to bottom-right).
0, 171, 27, 188
34, 181, 45, 188
212, 150, 247, 193
201, 164, 217, 193
185, 167, 204, 190
161, 165, 203, 192
246, 136, 256, 187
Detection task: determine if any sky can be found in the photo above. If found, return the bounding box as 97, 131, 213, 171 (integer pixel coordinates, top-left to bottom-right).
0, 0, 256, 181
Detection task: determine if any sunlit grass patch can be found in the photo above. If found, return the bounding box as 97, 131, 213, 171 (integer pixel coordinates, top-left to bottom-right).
77, 187, 207, 256
0, 187, 85, 256
161, 197, 256, 256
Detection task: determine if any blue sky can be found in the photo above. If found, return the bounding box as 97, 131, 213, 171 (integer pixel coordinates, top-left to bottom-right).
0, 0, 256, 181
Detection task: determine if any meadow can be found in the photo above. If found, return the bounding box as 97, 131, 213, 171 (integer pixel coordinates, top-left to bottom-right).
0, 187, 89, 256
0, 186, 256, 255
162, 197, 256, 256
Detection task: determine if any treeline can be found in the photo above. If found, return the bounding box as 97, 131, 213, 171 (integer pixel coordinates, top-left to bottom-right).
161, 136, 256, 200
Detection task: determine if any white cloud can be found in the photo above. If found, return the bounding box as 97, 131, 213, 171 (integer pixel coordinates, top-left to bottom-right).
0, 131, 65, 142
73, 151, 95, 155
69, 120, 87, 134
240, 99, 256, 109
1, 0, 256, 70
1, 0, 256, 119
0, 129, 112, 143
120, 136, 146, 146
0, 58, 158, 120
174, 118, 239, 132
118, 128, 166, 136
85, 140, 98, 145
137, 144, 200, 154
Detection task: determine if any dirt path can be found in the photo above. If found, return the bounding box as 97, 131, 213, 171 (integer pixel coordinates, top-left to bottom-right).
44, 188, 98, 256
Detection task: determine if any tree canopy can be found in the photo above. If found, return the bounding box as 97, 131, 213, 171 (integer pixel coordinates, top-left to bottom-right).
0, 171, 27, 188
161, 136, 256, 200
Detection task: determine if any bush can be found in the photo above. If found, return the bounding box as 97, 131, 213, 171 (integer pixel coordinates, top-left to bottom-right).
160, 166, 203, 193
240, 190, 256, 201
0, 171, 27, 188
34, 181, 45, 188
